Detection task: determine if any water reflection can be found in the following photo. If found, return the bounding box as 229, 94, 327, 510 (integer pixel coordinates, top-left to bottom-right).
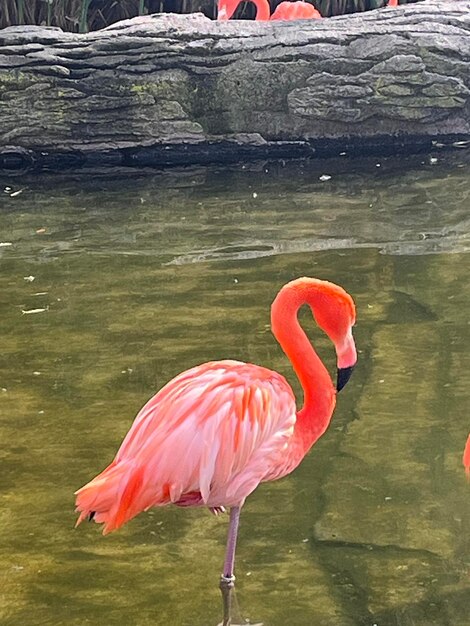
0, 151, 469, 625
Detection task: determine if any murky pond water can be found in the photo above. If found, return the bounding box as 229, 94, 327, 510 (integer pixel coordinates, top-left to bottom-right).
1, 152, 469, 626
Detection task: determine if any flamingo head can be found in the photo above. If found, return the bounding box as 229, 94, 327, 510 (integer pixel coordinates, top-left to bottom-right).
335, 327, 357, 392
217, 0, 239, 20
272, 277, 358, 392
306, 279, 357, 392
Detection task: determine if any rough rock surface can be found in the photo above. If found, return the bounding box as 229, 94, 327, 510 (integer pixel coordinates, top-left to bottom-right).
0, 0, 469, 169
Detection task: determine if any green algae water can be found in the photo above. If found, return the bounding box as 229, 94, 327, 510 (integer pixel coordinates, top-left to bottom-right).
0, 152, 469, 626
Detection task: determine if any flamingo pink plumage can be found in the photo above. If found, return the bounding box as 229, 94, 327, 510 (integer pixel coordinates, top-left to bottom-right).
463, 434, 470, 479
75, 277, 356, 591
217, 0, 321, 21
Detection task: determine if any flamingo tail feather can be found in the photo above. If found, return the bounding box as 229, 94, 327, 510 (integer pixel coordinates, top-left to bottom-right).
74, 461, 150, 534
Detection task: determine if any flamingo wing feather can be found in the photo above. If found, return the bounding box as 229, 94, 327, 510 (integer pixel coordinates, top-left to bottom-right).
270, 2, 321, 20
75, 360, 296, 533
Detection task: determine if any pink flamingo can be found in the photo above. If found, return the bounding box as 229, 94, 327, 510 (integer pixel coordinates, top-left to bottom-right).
75, 277, 356, 617
463, 434, 470, 479
217, 0, 322, 21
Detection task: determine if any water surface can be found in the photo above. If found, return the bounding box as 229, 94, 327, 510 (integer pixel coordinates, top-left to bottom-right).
0, 152, 469, 625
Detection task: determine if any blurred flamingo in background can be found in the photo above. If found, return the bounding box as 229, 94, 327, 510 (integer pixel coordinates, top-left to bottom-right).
217, 0, 398, 21
75, 277, 356, 622
463, 434, 470, 479
217, 0, 322, 21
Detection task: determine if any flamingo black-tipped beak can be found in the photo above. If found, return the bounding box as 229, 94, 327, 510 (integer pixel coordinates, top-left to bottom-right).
337, 365, 355, 392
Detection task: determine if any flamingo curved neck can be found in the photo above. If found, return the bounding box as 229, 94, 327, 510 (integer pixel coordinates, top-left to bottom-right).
250, 0, 271, 20
271, 284, 336, 448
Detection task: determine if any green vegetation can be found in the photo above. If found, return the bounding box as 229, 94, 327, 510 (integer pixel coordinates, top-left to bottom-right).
0, 0, 419, 33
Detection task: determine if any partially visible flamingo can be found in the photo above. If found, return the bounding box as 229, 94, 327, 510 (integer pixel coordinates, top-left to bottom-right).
217, 0, 322, 21
463, 434, 470, 479
75, 277, 356, 621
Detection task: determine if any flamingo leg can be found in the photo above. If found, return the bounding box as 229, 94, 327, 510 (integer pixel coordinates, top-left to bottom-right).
220, 581, 234, 626
219, 506, 241, 626
221, 506, 241, 580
